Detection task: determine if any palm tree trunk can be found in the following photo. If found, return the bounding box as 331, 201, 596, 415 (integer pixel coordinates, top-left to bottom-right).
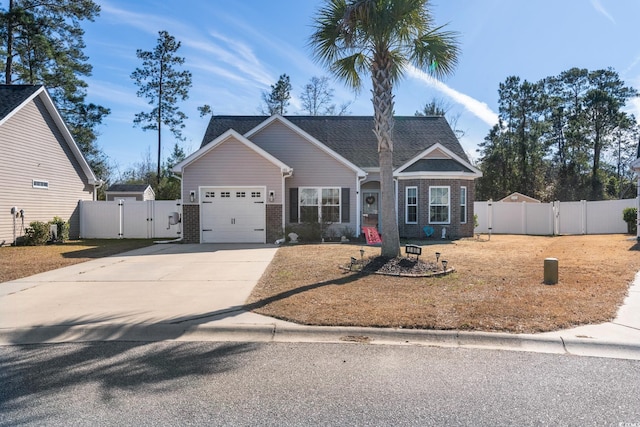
5, 0, 15, 84
372, 53, 400, 257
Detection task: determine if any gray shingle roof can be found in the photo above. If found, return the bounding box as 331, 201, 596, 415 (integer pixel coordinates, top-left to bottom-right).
0, 85, 43, 121
201, 115, 469, 169
106, 184, 151, 193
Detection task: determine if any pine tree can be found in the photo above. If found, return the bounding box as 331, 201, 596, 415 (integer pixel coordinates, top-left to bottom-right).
261, 74, 291, 115
131, 30, 192, 185
1, 0, 111, 181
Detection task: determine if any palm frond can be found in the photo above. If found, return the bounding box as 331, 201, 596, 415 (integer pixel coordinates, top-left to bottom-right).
411, 24, 460, 79
331, 52, 369, 90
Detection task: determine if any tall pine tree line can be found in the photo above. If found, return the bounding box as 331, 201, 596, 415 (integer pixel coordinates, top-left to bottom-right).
1, 0, 111, 182
477, 67, 638, 202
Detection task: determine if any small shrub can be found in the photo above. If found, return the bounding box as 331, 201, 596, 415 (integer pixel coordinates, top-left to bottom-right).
341, 226, 356, 239
51, 216, 69, 242
285, 222, 322, 242
23, 221, 51, 246
473, 213, 479, 229
623, 207, 637, 235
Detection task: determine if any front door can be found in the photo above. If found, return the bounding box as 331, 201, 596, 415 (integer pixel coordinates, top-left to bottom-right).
362, 191, 380, 229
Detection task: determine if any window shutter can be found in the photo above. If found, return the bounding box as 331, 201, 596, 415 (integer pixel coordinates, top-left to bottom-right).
341, 188, 350, 222
290, 188, 298, 222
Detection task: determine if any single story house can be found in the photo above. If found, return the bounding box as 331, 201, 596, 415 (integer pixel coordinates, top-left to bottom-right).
0, 85, 98, 245
105, 184, 155, 201
172, 115, 482, 244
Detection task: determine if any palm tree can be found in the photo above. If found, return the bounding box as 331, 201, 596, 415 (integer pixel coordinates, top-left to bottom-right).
310, 0, 460, 257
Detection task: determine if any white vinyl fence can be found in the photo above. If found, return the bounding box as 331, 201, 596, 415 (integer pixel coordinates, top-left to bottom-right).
79, 200, 182, 239
474, 198, 637, 235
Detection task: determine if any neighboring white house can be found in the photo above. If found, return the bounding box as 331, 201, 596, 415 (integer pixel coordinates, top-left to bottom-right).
105, 184, 156, 201
0, 85, 98, 245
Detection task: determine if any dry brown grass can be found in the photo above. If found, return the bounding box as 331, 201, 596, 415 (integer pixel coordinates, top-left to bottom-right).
248, 235, 640, 333
0, 239, 155, 283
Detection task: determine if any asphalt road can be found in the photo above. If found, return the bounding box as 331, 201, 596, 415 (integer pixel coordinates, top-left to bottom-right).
1, 341, 639, 426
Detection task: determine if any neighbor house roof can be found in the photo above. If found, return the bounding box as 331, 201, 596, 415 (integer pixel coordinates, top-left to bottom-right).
106, 184, 153, 193
0, 84, 98, 185
0, 85, 42, 121
201, 115, 469, 169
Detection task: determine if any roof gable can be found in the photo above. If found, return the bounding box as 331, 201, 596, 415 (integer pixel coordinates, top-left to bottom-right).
173, 129, 292, 173
0, 84, 97, 185
244, 115, 366, 176
395, 143, 482, 178
200, 115, 470, 170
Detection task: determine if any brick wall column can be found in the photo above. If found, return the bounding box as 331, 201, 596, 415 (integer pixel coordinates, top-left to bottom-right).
182, 204, 200, 243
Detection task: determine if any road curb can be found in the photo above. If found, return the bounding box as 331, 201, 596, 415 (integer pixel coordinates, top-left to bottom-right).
2, 322, 639, 360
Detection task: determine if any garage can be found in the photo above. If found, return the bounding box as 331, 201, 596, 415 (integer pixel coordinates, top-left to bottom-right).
200, 186, 266, 243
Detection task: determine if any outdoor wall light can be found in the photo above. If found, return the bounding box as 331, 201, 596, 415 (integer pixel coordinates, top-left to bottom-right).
189, 191, 196, 203
269, 191, 275, 203
441, 260, 448, 271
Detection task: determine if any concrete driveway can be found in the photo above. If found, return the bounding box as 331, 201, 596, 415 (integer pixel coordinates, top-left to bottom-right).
0, 243, 285, 332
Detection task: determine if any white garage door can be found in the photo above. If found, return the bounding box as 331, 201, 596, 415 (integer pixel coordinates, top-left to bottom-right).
200, 187, 266, 243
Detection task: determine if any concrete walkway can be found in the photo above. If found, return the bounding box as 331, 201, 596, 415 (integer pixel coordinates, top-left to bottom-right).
1, 243, 639, 360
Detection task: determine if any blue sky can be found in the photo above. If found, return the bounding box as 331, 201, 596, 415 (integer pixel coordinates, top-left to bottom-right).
47, 0, 640, 175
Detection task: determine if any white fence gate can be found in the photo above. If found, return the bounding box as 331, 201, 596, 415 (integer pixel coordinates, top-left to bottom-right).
474, 198, 637, 235
79, 200, 182, 239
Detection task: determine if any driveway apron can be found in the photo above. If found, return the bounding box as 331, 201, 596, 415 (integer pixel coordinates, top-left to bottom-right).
0, 244, 279, 329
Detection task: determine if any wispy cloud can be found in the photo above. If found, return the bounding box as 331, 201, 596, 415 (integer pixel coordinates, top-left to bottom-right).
184, 32, 274, 89
406, 66, 499, 127
623, 54, 640, 76
100, 2, 277, 100
100, 2, 187, 36
591, 0, 616, 24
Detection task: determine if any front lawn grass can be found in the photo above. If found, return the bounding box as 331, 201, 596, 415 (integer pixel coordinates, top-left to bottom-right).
0, 239, 155, 283
247, 234, 640, 333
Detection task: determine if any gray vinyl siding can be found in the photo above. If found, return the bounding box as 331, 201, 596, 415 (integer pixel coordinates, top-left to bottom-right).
251, 121, 358, 233
0, 96, 93, 245
182, 136, 283, 204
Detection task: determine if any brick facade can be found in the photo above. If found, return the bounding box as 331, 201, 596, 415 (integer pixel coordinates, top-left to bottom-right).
397, 179, 476, 239
182, 203, 281, 244
182, 204, 200, 243
266, 204, 283, 243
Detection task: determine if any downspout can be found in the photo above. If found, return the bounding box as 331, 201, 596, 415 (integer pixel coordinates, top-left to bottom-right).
357, 175, 367, 237
93, 179, 105, 201
282, 169, 293, 240
394, 177, 399, 230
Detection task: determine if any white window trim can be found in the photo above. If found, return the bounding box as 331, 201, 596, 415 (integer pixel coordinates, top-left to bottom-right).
405, 186, 418, 224
460, 186, 467, 224
299, 187, 342, 224
32, 179, 49, 189
429, 186, 450, 225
